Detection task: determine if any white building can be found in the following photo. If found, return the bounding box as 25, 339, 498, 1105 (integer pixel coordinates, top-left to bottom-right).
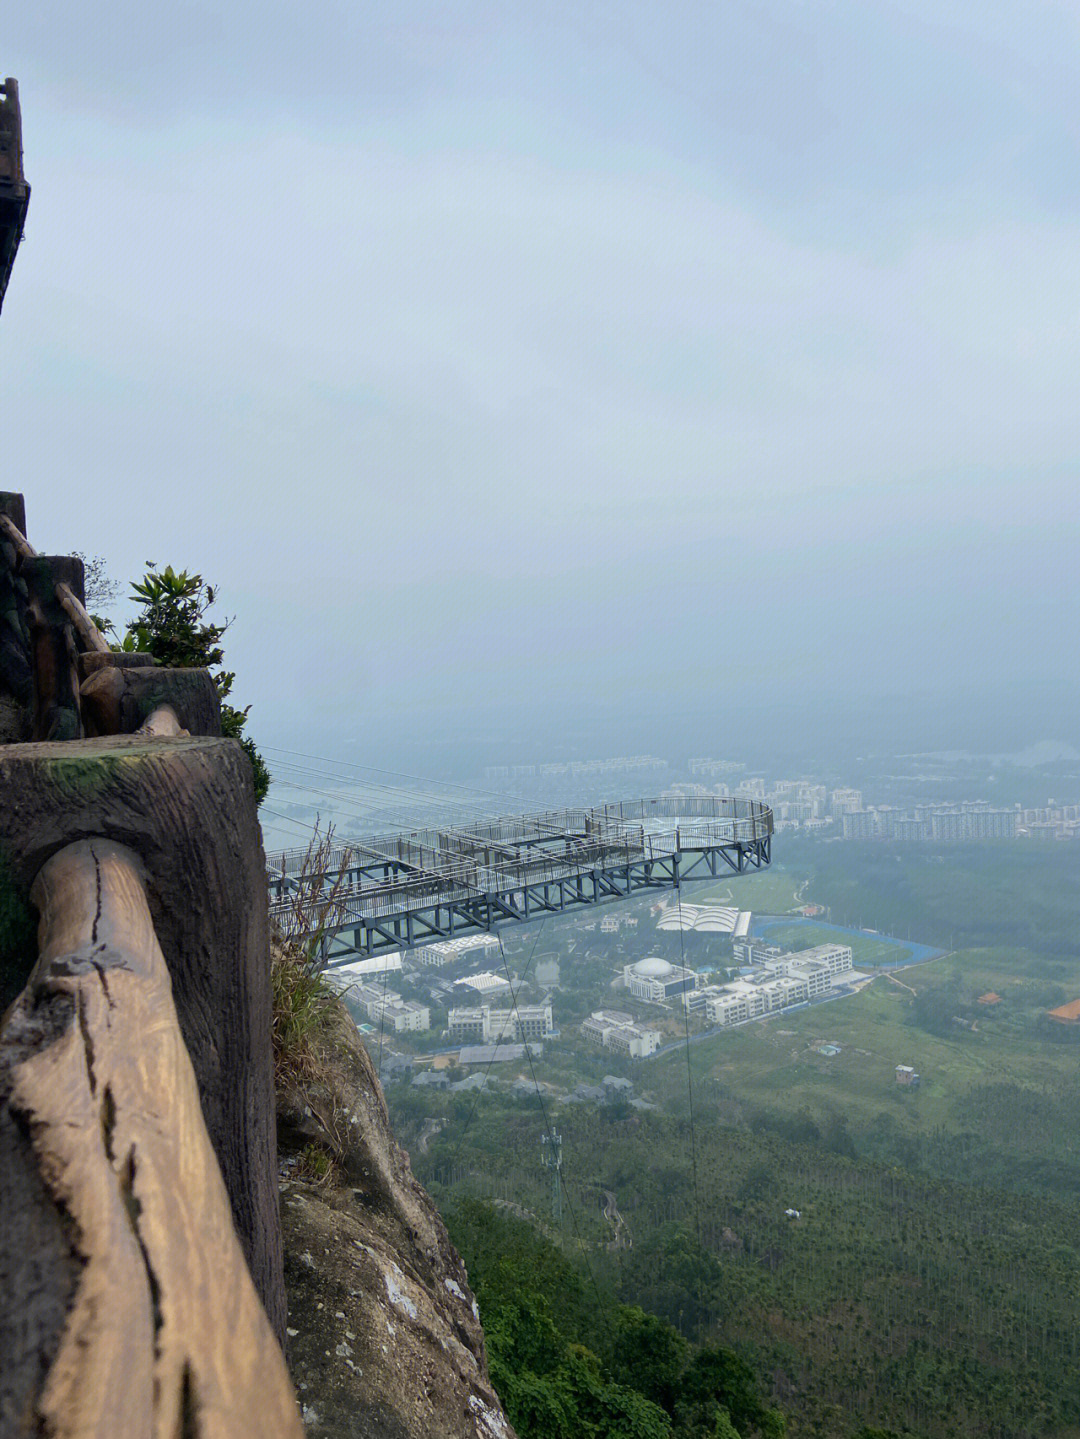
656, 903, 748, 935
504, 1004, 554, 1041
449, 1004, 554, 1044
786, 944, 853, 977
455, 970, 512, 999
379, 1001, 430, 1033
830, 788, 863, 816
354, 983, 430, 1032
784, 961, 833, 998
416, 935, 503, 967
704, 979, 800, 1026
700, 942, 853, 1027
623, 957, 698, 1003
448, 1007, 490, 1042
581, 1010, 661, 1058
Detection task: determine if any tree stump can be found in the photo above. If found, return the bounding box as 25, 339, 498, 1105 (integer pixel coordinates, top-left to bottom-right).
0, 734, 284, 1340
0, 838, 303, 1438
79, 665, 221, 738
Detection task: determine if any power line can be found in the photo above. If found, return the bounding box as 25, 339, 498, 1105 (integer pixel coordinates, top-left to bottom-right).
493, 932, 610, 1323
267, 776, 463, 837
260, 805, 324, 838
266, 752, 504, 818
261, 744, 526, 805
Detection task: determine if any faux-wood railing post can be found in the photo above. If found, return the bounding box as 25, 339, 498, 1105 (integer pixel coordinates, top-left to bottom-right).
0, 838, 302, 1437
0, 734, 286, 1343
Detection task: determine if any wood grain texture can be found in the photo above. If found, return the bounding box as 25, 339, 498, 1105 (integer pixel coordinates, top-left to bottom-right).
0, 735, 284, 1337
0, 839, 303, 1438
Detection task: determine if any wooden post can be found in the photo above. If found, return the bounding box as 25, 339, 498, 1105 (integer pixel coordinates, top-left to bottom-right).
23, 555, 85, 741
0, 494, 32, 741
0, 734, 285, 1340
0, 839, 303, 1437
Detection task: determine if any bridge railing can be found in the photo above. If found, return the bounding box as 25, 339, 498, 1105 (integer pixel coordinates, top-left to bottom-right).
266, 794, 773, 935
597, 796, 774, 842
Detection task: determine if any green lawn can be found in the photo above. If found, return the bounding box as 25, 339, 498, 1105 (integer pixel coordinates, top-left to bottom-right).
753, 919, 914, 967
648, 947, 1079, 1147
685, 867, 809, 914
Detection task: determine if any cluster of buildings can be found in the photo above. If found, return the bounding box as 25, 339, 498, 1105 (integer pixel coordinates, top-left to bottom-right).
564, 1075, 637, 1106
447, 1003, 555, 1044
1018, 803, 1080, 841
697, 945, 854, 1027
350, 982, 431, 1033
670, 778, 856, 833
581, 1010, 663, 1058
599, 912, 639, 934
687, 758, 746, 780
617, 945, 855, 1031
483, 755, 669, 783
665, 775, 1077, 845
841, 801, 1019, 841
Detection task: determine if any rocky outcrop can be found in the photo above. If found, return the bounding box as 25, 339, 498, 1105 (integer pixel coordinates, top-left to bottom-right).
276, 1001, 515, 1439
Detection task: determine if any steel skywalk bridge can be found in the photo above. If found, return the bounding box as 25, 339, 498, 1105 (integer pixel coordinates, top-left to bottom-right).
266, 796, 772, 967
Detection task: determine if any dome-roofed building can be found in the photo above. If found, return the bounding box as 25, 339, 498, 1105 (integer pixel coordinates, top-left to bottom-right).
623, 955, 698, 1003
632, 957, 675, 979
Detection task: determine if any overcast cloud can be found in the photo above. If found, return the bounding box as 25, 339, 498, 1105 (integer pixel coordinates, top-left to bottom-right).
3, 2, 1078, 788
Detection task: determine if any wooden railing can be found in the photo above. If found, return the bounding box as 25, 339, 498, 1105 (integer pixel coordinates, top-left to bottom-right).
0, 76, 29, 317
0, 493, 304, 1436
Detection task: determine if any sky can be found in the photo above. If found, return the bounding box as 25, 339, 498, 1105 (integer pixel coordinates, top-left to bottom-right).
4, 2, 1079, 786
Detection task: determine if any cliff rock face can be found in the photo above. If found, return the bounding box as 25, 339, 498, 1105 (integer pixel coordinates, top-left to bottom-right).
276, 1001, 515, 1439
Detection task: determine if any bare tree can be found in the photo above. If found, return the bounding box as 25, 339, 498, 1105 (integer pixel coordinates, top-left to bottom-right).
74, 552, 119, 613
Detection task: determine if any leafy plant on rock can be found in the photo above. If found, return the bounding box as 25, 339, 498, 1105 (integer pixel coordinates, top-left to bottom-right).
120, 564, 270, 803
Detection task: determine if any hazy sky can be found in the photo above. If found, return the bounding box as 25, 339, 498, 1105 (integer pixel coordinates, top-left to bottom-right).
4, 2, 1079, 776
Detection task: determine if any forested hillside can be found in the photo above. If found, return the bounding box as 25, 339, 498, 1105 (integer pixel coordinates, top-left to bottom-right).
447, 1200, 785, 1439
410, 1101, 1080, 1439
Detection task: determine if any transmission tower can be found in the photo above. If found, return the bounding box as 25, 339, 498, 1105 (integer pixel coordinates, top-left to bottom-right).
540, 1130, 563, 1230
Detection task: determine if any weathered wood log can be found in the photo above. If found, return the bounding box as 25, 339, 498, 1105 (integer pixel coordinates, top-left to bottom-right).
0, 502, 111, 658
77, 651, 156, 680
79, 665, 221, 738
0, 838, 304, 1438
23, 556, 84, 741
0, 495, 32, 738
0, 735, 284, 1338
138, 704, 185, 737
0, 501, 32, 559
56, 582, 110, 654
